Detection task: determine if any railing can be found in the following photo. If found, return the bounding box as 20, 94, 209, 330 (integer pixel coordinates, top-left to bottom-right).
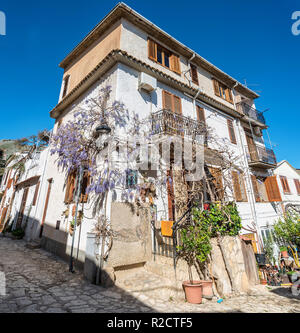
151, 109, 205, 138
246, 145, 277, 165
236, 102, 266, 125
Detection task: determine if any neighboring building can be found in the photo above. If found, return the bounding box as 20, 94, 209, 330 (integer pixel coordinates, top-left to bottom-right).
0, 4, 286, 278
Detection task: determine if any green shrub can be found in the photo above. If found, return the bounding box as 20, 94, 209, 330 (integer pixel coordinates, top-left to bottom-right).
12, 228, 25, 239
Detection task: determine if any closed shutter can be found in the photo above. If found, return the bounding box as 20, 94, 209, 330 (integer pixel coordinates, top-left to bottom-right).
148, 39, 157, 61
173, 95, 182, 114
232, 171, 242, 202
64, 171, 76, 204
170, 54, 181, 74
265, 176, 282, 202
32, 181, 40, 206
227, 119, 237, 144
280, 176, 290, 194
225, 88, 233, 103
196, 106, 206, 125
251, 175, 261, 202
212, 79, 220, 97
209, 167, 224, 200
294, 179, 300, 195
163, 90, 173, 111
80, 172, 91, 203
167, 170, 175, 221
190, 64, 199, 85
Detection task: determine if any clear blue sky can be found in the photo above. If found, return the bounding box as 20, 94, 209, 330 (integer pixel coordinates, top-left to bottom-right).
0, 0, 299, 166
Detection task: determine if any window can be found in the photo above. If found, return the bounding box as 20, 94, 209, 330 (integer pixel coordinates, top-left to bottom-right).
190, 64, 199, 85
251, 175, 261, 202
264, 176, 282, 202
208, 167, 224, 201
148, 38, 181, 74
162, 90, 182, 114
196, 106, 206, 125
231, 171, 248, 202
294, 179, 300, 195
227, 119, 237, 144
280, 176, 291, 194
62, 75, 70, 99
64, 169, 90, 204
212, 78, 233, 104
126, 169, 138, 189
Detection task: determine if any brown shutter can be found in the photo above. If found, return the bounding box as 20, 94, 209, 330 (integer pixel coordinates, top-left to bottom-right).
196, 106, 206, 125
0, 206, 8, 231
280, 176, 290, 194
64, 171, 76, 204
148, 39, 157, 61
80, 172, 91, 203
32, 181, 40, 206
209, 167, 224, 200
212, 79, 220, 97
190, 64, 199, 85
265, 176, 282, 202
251, 175, 261, 202
227, 119, 237, 144
173, 95, 182, 115
170, 54, 181, 74
62, 75, 70, 98
294, 179, 300, 195
167, 170, 175, 221
162, 90, 173, 111
232, 171, 242, 202
225, 88, 233, 103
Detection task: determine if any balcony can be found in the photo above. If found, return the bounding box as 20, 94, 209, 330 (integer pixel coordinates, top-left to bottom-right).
236, 102, 266, 126
246, 145, 277, 169
151, 109, 205, 138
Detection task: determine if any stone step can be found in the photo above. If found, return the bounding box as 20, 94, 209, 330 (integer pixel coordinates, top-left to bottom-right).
25, 240, 42, 250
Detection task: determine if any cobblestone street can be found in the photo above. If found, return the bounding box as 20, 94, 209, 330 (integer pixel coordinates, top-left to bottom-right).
0, 236, 299, 313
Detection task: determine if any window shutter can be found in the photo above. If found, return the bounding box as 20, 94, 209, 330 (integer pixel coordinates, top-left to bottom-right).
265, 176, 282, 202
148, 39, 157, 61
170, 54, 181, 74
173, 95, 182, 114
162, 90, 173, 111
227, 119, 237, 144
232, 171, 242, 202
64, 171, 76, 204
212, 79, 220, 97
209, 167, 224, 200
32, 181, 40, 206
225, 88, 233, 103
190, 64, 199, 85
62, 75, 70, 98
80, 172, 91, 203
196, 106, 206, 125
251, 175, 260, 202
294, 179, 300, 195
167, 170, 175, 221
280, 176, 290, 194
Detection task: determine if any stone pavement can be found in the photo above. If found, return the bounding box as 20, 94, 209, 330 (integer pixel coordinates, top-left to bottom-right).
0, 236, 299, 313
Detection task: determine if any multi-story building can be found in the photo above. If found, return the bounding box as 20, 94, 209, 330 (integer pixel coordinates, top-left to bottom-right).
0, 3, 285, 280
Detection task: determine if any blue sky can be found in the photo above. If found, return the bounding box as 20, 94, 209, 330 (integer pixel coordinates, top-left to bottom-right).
0, 0, 299, 166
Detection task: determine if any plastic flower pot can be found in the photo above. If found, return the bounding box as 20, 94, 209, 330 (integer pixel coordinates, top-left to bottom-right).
198, 280, 213, 299
182, 281, 203, 304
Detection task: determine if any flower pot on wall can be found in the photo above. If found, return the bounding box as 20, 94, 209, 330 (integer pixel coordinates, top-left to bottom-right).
199, 280, 213, 298
182, 281, 203, 304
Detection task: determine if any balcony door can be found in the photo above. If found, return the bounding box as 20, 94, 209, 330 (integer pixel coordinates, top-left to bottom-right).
246, 134, 258, 161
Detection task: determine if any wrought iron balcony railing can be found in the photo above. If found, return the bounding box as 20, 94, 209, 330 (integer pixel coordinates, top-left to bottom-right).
151, 109, 205, 138
236, 102, 266, 125
246, 145, 276, 166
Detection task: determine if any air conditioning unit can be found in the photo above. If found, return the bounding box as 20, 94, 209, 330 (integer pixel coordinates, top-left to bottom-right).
253, 126, 263, 137
138, 72, 157, 92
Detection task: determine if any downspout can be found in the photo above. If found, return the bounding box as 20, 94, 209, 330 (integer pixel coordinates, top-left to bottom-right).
232, 81, 262, 252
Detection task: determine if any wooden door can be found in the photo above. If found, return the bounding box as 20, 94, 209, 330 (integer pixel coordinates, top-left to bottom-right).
242, 233, 258, 254
16, 187, 29, 228
246, 135, 258, 161
39, 179, 53, 238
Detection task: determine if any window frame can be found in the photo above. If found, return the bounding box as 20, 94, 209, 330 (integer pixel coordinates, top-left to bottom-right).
280, 175, 291, 194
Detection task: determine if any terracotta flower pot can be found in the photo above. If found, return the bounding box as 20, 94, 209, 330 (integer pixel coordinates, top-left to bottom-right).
281, 250, 288, 258
260, 279, 267, 285
182, 281, 203, 304
199, 280, 213, 298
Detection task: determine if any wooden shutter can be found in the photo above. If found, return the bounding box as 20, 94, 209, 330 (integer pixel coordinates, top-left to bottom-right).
246, 134, 258, 161
80, 172, 91, 203
212, 79, 220, 97
64, 171, 76, 204
0, 206, 8, 231
32, 181, 40, 206
265, 176, 282, 202
209, 167, 224, 200
170, 54, 181, 74
173, 95, 182, 114
167, 170, 175, 221
232, 171, 242, 202
251, 175, 261, 202
294, 179, 300, 195
148, 39, 157, 61
280, 176, 291, 194
62, 75, 70, 98
196, 106, 206, 125
227, 119, 237, 144
162, 90, 173, 111
225, 88, 233, 103
190, 64, 199, 85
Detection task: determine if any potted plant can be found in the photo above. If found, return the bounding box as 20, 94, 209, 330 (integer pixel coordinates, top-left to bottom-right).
280, 246, 289, 258
69, 219, 75, 236
11, 228, 25, 240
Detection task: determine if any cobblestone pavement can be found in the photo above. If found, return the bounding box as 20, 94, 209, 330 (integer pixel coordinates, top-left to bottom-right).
0, 236, 299, 313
